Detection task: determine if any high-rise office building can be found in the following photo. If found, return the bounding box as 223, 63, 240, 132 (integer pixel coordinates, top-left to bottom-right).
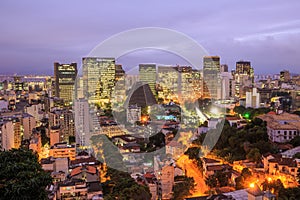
157, 66, 202, 102
82, 57, 116, 107
139, 64, 156, 96
157, 66, 179, 102
203, 56, 221, 100
114, 64, 126, 104
236, 61, 252, 75
176, 66, 193, 101
54, 62, 77, 105
234, 61, 254, 98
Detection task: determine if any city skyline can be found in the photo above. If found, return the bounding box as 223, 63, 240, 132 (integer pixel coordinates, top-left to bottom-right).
1, 0, 300, 75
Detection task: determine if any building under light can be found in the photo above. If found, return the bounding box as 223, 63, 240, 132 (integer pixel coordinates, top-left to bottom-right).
203, 56, 221, 100
139, 64, 157, 96
234, 61, 254, 98
82, 57, 116, 108
54, 62, 78, 106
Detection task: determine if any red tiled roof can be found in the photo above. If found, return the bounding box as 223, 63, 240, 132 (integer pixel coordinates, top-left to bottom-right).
207, 165, 224, 171
70, 166, 97, 177
203, 157, 220, 164
143, 172, 155, 179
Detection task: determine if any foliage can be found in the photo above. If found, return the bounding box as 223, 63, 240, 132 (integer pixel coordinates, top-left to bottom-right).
205, 171, 229, 188
241, 168, 252, 179
0, 148, 52, 200
261, 179, 284, 196
235, 168, 252, 190
246, 148, 262, 163
173, 176, 195, 200
184, 146, 203, 170
149, 132, 165, 149
233, 106, 246, 115
233, 106, 271, 120
205, 175, 217, 188
185, 147, 200, 160
294, 152, 300, 159
293, 111, 300, 116
102, 167, 151, 200
278, 187, 300, 200
290, 136, 300, 147
200, 118, 274, 163
91, 134, 126, 171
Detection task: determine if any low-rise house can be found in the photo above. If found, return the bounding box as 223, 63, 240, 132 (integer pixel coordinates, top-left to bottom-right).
281, 146, 300, 158
70, 155, 100, 169
120, 143, 141, 153
49, 142, 76, 160
51, 171, 66, 183
202, 157, 232, 178
70, 165, 100, 183
263, 153, 300, 178
112, 135, 137, 146
258, 112, 300, 143
56, 179, 103, 200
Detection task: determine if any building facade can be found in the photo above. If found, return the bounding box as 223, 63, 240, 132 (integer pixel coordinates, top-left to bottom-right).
139, 64, 157, 96
203, 56, 221, 100
54, 62, 77, 105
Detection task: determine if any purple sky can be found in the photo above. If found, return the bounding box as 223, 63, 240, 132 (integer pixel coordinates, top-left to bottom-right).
0, 0, 300, 75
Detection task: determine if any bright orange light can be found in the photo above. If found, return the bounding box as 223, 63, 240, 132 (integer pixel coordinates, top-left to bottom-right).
141, 116, 147, 122
268, 177, 272, 182
250, 183, 255, 188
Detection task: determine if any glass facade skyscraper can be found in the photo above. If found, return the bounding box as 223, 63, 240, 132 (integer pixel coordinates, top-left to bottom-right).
82, 57, 116, 107
54, 62, 77, 105
203, 56, 221, 100
139, 64, 157, 96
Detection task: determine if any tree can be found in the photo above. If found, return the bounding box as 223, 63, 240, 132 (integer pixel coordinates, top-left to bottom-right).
235, 176, 244, 190
173, 176, 195, 200
214, 171, 229, 187
103, 167, 151, 200
278, 187, 300, 200
241, 168, 252, 179
262, 179, 284, 196
184, 147, 200, 160
205, 175, 217, 188
290, 136, 300, 147
233, 106, 246, 115
293, 111, 300, 116
91, 134, 126, 171
246, 148, 262, 163
0, 148, 52, 200
294, 153, 300, 159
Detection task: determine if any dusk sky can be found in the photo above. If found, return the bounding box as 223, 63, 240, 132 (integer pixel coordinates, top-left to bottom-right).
0, 0, 300, 75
